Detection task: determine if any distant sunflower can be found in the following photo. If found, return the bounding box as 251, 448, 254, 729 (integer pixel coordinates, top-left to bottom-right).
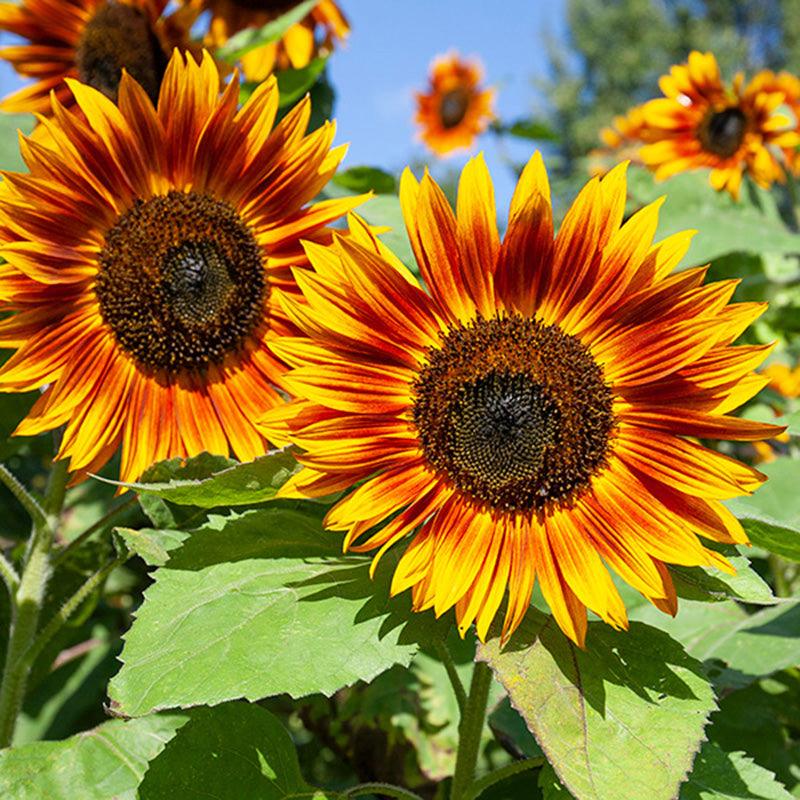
590, 105, 650, 175
0, 50, 363, 483
638, 50, 799, 198
752, 360, 799, 462
747, 69, 800, 175
0, 0, 194, 114
202, 0, 349, 82
260, 154, 780, 646
415, 52, 494, 157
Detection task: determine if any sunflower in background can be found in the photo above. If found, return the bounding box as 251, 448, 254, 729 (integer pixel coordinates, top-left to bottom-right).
259, 153, 779, 647
0, 50, 363, 484
634, 51, 799, 199
0, 0, 196, 114
590, 105, 651, 175
415, 52, 494, 157
752, 361, 800, 463
201, 0, 349, 82
746, 69, 800, 176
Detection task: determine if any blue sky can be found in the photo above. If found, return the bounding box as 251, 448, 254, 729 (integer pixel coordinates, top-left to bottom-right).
0, 0, 566, 208
329, 0, 566, 207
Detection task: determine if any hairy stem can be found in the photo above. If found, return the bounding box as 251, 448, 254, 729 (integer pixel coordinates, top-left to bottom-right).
434, 639, 467, 715
0, 459, 69, 748
54, 495, 137, 566
450, 659, 493, 800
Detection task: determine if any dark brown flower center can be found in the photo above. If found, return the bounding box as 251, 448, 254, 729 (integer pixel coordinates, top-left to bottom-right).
699, 107, 748, 158
75, 0, 168, 104
412, 315, 615, 512
439, 88, 471, 129
230, 0, 300, 12
95, 191, 266, 373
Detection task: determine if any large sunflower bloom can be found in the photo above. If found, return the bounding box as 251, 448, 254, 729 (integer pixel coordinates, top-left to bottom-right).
201, 0, 349, 82
0, 0, 194, 114
259, 153, 780, 646
0, 50, 363, 483
638, 51, 799, 199
415, 52, 494, 158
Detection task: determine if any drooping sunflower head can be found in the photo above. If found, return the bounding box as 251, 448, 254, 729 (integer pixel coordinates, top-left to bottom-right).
259, 152, 781, 647
415, 52, 494, 157
201, 0, 349, 82
0, 0, 195, 114
637, 50, 800, 198
0, 49, 364, 483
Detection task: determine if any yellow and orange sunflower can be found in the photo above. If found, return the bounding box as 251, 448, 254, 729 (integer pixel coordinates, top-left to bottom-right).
637, 51, 799, 198
0, 0, 195, 114
746, 69, 800, 175
260, 153, 780, 646
415, 52, 494, 158
0, 50, 363, 483
201, 0, 349, 82
590, 104, 651, 176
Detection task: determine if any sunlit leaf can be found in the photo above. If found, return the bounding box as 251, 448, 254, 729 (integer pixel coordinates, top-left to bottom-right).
479, 611, 716, 800
0, 715, 187, 800
108, 509, 443, 716
333, 165, 397, 194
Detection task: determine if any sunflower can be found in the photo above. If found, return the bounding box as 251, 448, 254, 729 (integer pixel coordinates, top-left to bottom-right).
0, 0, 196, 115
259, 153, 781, 646
0, 50, 363, 484
415, 52, 494, 158
637, 50, 800, 199
746, 69, 800, 175
201, 0, 349, 83
590, 105, 650, 176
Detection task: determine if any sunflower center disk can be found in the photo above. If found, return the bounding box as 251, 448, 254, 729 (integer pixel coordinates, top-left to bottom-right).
439, 88, 470, 129
75, 0, 168, 104
413, 315, 615, 512
700, 107, 748, 158
96, 191, 266, 373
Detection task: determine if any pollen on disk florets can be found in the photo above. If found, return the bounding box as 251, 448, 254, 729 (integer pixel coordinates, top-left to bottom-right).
412, 313, 616, 513
95, 191, 266, 372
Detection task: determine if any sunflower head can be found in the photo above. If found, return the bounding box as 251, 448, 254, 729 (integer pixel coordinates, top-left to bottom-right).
0, 49, 364, 484
259, 152, 781, 647
415, 52, 495, 157
201, 0, 349, 82
636, 50, 800, 198
0, 0, 196, 114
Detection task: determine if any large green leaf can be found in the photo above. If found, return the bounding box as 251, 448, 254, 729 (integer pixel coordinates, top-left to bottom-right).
333, 165, 398, 195
114, 450, 299, 508
726, 459, 800, 562
108, 509, 442, 716
679, 743, 793, 800
139, 702, 327, 799
478, 611, 716, 800
631, 599, 800, 689
0, 715, 187, 800
626, 166, 800, 266
216, 0, 319, 62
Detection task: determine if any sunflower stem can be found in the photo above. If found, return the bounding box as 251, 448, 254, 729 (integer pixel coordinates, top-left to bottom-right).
0, 459, 69, 748
463, 757, 545, 800
0, 553, 19, 600
450, 659, 493, 800
434, 639, 467, 715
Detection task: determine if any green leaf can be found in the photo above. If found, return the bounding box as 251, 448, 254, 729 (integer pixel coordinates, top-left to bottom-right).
333, 166, 397, 195
670, 551, 775, 604
726, 459, 800, 562
114, 526, 189, 567
139, 702, 327, 799
0, 112, 35, 172
709, 674, 800, 794
276, 57, 328, 107
357, 194, 416, 271
217, 0, 319, 62
626, 166, 800, 266
108, 509, 441, 716
632, 599, 800, 689
0, 715, 187, 800
679, 743, 793, 800
784, 411, 800, 436
502, 118, 559, 141
116, 450, 299, 508
478, 611, 716, 800
539, 763, 574, 799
